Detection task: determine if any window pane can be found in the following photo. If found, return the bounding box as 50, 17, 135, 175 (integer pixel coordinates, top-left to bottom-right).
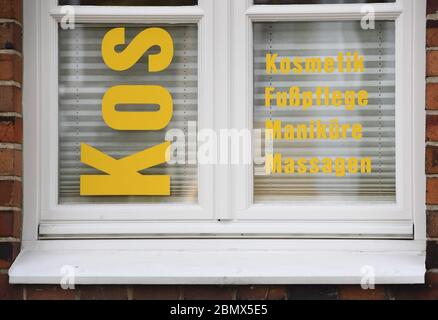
58, 24, 198, 204
59, 0, 197, 6
253, 21, 396, 203
254, 0, 394, 4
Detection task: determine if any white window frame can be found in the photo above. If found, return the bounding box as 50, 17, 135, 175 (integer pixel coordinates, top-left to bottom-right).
231, 0, 423, 226
36, 0, 215, 222
10, 0, 427, 285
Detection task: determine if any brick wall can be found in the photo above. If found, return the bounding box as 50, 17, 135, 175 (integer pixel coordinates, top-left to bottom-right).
0, 0, 438, 300
0, 0, 23, 301
424, 0, 438, 298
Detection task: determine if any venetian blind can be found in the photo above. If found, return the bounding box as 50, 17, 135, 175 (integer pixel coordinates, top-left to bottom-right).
58, 24, 198, 204
254, 21, 396, 203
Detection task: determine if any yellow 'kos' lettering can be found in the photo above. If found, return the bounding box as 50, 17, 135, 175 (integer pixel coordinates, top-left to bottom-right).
102, 85, 173, 131
80, 27, 175, 196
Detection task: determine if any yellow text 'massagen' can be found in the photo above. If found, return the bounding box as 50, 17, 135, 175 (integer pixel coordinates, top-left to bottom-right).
265, 154, 372, 177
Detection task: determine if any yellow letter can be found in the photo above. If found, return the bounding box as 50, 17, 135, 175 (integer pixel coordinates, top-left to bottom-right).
361, 158, 373, 174
293, 57, 303, 74
266, 54, 278, 74
358, 90, 369, 107
265, 87, 275, 107
265, 120, 283, 140
102, 85, 173, 131
305, 57, 322, 73
102, 27, 174, 72
265, 153, 283, 175
80, 142, 171, 196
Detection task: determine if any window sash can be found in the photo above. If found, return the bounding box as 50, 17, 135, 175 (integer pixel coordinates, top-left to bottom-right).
229, 0, 415, 223
38, 0, 215, 221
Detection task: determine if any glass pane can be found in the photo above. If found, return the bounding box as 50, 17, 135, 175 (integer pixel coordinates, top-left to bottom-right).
253, 21, 396, 203
59, 0, 197, 6
254, 0, 394, 4
58, 24, 198, 204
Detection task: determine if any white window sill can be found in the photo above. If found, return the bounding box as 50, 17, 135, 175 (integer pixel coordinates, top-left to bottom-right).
9, 240, 426, 285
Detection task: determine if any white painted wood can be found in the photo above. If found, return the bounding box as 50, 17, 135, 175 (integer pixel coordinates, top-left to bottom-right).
196, 0, 215, 219
231, 0, 253, 216
246, 3, 402, 21
38, 220, 414, 239
32, 0, 215, 221
9, 240, 425, 285
13, 239, 426, 251
22, 0, 41, 242
213, 0, 232, 221
50, 5, 205, 24
230, 0, 424, 235
411, 0, 427, 241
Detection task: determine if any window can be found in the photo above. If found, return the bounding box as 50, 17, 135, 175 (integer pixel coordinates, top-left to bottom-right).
253, 20, 396, 203
58, 23, 199, 204
12, 0, 426, 284
31, 0, 214, 224
229, 0, 424, 234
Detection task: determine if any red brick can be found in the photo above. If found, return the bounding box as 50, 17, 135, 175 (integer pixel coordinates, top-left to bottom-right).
386, 285, 438, 300
427, 116, 438, 141
132, 286, 180, 300
427, 147, 438, 174
427, 51, 438, 77
183, 286, 236, 300
428, 0, 438, 15
0, 117, 22, 143
0, 54, 22, 83
267, 286, 287, 300
0, 86, 21, 113
338, 286, 387, 300
427, 178, 438, 205
0, 149, 21, 176
0, 181, 21, 207
288, 286, 338, 300
0, 211, 21, 238
26, 285, 76, 300
0, 242, 20, 269
426, 271, 438, 286
0, 23, 22, 52
0, 212, 13, 237
426, 83, 438, 110
237, 286, 268, 300
0, 0, 22, 22
427, 241, 438, 269
78, 286, 129, 300
0, 274, 23, 300
428, 211, 438, 238
427, 26, 438, 48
